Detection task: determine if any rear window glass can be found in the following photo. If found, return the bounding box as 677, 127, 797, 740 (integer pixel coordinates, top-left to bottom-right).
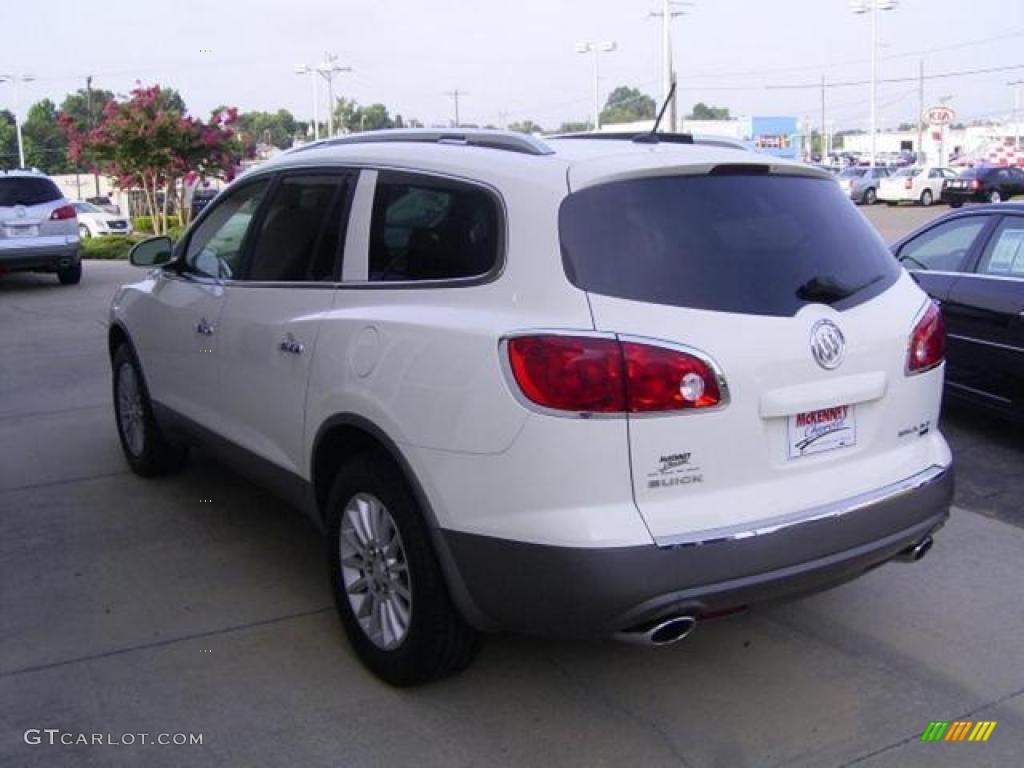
559, 174, 900, 317
838, 168, 865, 178
0, 177, 62, 206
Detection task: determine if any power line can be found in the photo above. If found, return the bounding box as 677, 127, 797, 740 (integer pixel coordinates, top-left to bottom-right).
766, 63, 1024, 91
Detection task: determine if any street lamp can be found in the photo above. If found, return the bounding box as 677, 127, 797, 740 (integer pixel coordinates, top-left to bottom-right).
295, 64, 320, 141
316, 53, 351, 137
0, 73, 35, 168
575, 41, 617, 131
850, 0, 897, 168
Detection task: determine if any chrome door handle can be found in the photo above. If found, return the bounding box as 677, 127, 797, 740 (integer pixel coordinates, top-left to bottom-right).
195, 318, 215, 336
279, 334, 305, 355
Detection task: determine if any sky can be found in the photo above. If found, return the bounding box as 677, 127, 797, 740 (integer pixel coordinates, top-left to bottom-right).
3, 0, 1023, 132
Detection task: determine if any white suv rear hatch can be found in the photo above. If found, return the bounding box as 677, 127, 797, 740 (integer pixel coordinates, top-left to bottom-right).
560, 164, 947, 543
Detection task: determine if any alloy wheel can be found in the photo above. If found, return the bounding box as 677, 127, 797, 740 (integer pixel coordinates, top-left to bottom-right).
339, 493, 412, 650
116, 362, 145, 457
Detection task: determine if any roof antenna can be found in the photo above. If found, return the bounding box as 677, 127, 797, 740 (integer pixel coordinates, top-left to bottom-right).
634, 81, 676, 144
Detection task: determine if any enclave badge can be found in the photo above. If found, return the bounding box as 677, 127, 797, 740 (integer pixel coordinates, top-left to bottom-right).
810, 319, 846, 370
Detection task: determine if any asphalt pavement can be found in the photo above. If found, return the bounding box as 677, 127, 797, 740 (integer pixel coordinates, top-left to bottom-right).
1, 206, 1022, 768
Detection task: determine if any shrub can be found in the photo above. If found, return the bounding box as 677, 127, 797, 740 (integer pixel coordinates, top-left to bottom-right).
132, 215, 181, 234
80, 234, 146, 260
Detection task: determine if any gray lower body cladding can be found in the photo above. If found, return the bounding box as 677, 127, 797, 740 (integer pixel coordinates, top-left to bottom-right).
442, 466, 953, 637
0, 243, 80, 273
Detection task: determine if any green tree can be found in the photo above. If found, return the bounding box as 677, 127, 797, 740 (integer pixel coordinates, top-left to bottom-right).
359, 103, 393, 131
600, 86, 656, 126
557, 120, 592, 133
58, 87, 116, 135
687, 102, 731, 120
507, 120, 544, 134
236, 109, 299, 149
0, 110, 17, 168
23, 99, 72, 174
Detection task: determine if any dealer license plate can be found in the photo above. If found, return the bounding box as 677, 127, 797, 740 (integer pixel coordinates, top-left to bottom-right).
4, 225, 39, 238
787, 405, 857, 459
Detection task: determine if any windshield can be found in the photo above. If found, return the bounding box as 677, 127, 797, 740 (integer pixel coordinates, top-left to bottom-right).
893, 168, 919, 177
73, 202, 103, 213
838, 168, 865, 178
560, 174, 900, 317
0, 177, 62, 207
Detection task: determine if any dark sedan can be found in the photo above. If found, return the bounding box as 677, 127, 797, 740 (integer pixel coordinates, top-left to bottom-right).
941, 166, 1024, 207
892, 203, 1024, 419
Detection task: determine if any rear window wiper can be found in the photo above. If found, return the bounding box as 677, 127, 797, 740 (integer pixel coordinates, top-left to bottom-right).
796, 274, 884, 304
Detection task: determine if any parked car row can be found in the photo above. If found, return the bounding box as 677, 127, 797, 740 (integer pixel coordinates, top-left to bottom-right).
831, 163, 1024, 208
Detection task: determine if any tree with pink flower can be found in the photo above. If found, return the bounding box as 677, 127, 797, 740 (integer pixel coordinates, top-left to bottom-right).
60, 84, 254, 234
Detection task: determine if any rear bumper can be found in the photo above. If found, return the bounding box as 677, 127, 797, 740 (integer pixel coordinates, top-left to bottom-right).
441, 464, 953, 637
0, 241, 80, 272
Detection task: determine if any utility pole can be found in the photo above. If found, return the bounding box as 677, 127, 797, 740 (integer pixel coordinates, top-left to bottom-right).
1009, 80, 1024, 150
917, 61, 925, 163
86, 75, 100, 196
649, 1, 691, 132
317, 53, 351, 137
445, 89, 466, 127
820, 74, 826, 162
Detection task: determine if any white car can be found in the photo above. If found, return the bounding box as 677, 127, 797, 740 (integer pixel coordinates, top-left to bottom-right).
878, 167, 959, 207
109, 129, 953, 685
72, 201, 133, 238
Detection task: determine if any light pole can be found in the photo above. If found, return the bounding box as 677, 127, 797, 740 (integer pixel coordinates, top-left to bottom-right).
1009, 80, 1024, 150
575, 41, 617, 131
295, 64, 320, 141
850, 0, 897, 168
0, 73, 35, 168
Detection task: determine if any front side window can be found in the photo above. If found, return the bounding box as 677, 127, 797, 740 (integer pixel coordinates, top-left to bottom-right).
898, 217, 988, 273
367, 173, 500, 282
185, 180, 269, 279
977, 218, 1024, 278
245, 175, 350, 282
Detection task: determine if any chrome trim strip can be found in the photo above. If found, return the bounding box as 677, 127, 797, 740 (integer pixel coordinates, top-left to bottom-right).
654, 464, 949, 549
948, 333, 1024, 354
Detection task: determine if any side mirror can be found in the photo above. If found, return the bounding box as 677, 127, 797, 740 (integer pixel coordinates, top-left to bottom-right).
129, 236, 173, 267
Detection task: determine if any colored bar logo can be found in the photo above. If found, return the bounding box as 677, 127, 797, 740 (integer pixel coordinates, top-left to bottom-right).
921, 721, 997, 742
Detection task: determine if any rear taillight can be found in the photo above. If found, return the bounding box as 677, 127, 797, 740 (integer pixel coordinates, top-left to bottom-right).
506, 335, 723, 414
50, 204, 77, 221
970, 180, 981, 191
906, 302, 945, 375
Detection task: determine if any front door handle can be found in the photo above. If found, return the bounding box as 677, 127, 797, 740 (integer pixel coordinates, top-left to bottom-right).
279, 333, 305, 355
195, 318, 215, 336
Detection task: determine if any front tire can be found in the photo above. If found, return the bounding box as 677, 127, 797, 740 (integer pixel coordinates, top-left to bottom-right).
988, 189, 1002, 204
79, 224, 91, 239
863, 187, 877, 205
112, 344, 188, 476
326, 453, 478, 686
920, 189, 933, 206
950, 202, 963, 209
57, 261, 82, 285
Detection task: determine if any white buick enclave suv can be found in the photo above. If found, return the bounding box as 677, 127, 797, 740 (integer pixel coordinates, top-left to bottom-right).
109, 129, 953, 685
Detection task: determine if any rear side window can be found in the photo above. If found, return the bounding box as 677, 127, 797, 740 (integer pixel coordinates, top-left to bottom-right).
559, 174, 900, 317
246, 175, 350, 282
0, 177, 62, 206
367, 173, 499, 282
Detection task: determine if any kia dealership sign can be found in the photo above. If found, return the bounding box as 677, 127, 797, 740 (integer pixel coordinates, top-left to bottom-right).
924, 106, 955, 126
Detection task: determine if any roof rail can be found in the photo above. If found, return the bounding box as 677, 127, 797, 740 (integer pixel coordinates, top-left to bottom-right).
551, 132, 695, 145
292, 128, 555, 156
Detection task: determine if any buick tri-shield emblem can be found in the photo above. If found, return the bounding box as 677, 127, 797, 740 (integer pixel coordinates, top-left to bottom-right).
810, 319, 846, 370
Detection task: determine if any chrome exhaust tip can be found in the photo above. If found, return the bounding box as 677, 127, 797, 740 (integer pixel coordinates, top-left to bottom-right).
895, 535, 933, 563
614, 615, 698, 647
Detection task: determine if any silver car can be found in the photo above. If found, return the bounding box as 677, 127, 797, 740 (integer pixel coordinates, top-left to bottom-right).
835, 166, 891, 205
0, 170, 82, 284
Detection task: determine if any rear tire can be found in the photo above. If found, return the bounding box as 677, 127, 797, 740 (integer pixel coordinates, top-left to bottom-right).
863, 187, 877, 205
326, 453, 478, 686
112, 344, 188, 476
950, 202, 963, 209
920, 189, 933, 207
988, 189, 1002, 204
57, 261, 82, 285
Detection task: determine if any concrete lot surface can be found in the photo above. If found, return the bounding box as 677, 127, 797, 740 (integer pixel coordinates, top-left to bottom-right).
2, 207, 1023, 767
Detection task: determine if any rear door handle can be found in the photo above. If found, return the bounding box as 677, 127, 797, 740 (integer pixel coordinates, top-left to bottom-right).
279, 333, 305, 355
195, 318, 215, 336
